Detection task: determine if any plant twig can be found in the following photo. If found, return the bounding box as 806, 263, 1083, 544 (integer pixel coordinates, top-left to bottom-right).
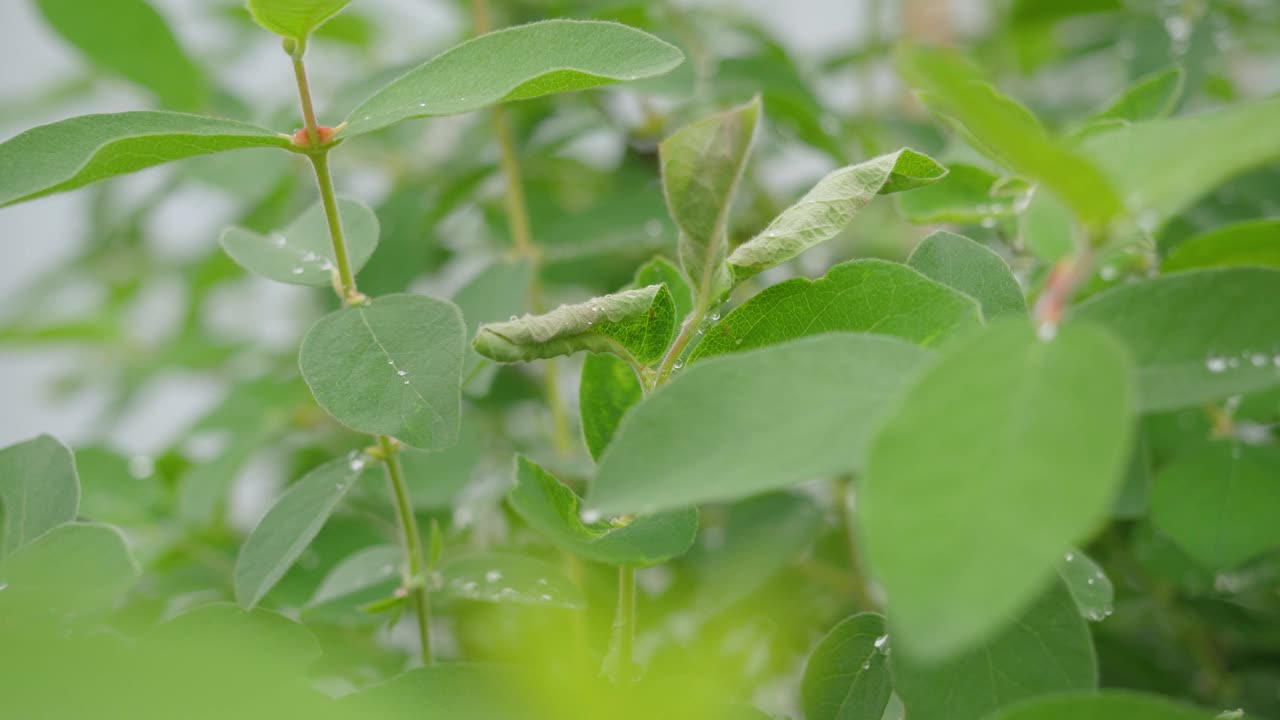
380, 435, 434, 665
833, 475, 876, 610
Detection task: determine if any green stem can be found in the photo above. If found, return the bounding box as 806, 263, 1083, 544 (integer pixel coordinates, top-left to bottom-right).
307, 151, 360, 303
380, 435, 435, 664
656, 306, 705, 383
611, 566, 638, 679
288, 47, 433, 664
833, 475, 875, 610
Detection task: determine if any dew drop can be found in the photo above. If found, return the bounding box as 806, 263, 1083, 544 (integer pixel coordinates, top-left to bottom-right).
874, 634, 889, 653
403, 380, 411, 385
509, 315, 518, 321
541, 594, 553, 601
861, 660, 872, 670
270, 233, 287, 248
397, 370, 408, 377
301, 251, 318, 262
291, 266, 305, 275
486, 570, 502, 583
711, 312, 721, 322
1206, 356, 1228, 373
1250, 353, 1268, 367
580, 508, 602, 524
734, 338, 743, 346
128, 455, 155, 479
673, 359, 684, 370
1099, 265, 1118, 282
348, 456, 366, 472
1087, 577, 1095, 585
645, 219, 663, 238
1064, 551, 1075, 562
1037, 323, 1058, 342
981, 216, 997, 229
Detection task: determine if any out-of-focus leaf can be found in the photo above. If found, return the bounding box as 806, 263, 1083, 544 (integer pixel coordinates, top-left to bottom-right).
247, 0, 352, 40
896, 163, 1028, 225
304, 545, 401, 618
34, 0, 209, 111
1069, 268, 1280, 411
0, 112, 292, 207
1152, 441, 1280, 570
862, 320, 1133, 660
691, 259, 980, 361
220, 197, 379, 287
727, 149, 946, 283
1162, 219, 1280, 272
0, 523, 137, 615
891, 580, 1096, 720
983, 691, 1217, 720
0, 435, 79, 560
1058, 549, 1114, 622
590, 335, 932, 515
896, 44, 1121, 225
508, 456, 697, 567
299, 294, 466, 450
907, 231, 1027, 319
454, 259, 535, 395
346, 20, 683, 135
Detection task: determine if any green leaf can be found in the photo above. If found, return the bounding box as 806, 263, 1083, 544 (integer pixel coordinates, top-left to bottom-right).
896, 45, 1121, 225
1069, 268, 1280, 411
299, 294, 466, 450
691, 259, 981, 362
509, 456, 697, 567
304, 545, 401, 618
1151, 441, 1280, 570
983, 691, 1218, 720
439, 552, 586, 609
691, 492, 822, 616
579, 354, 644, 462
247, 0, 352, 40
1162, 219, 1280, 272
234, 453, 372, 609
590, 334, 933, 515
1, 523, 137, 615
895, 163, 1029, 225
800, 613, 893, 720
394, 417, 487, 510
1018, 189, 1076, 261
0, 435, 79, 560
34, 0, 208, 111
453, 259, 535, 395
861, 319, 1134, 660
891, 579, 1097, 720
634, 256, 694, 321
907, 231, 1028, 319
1079, 97, 1280, 225
220, 197, 379, 287
662, 97, 761, 301
727, 149, 947, 283
340, 665, 530, 719
473, 285, 675, 366
0, 112, 292, 207
1089, 65, 1185, 125
346, 20, 684, 136
1059, 549, 1114, 622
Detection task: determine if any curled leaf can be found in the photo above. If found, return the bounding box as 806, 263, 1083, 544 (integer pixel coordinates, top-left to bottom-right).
473, 285, 674, 366
726, 149, 946, 283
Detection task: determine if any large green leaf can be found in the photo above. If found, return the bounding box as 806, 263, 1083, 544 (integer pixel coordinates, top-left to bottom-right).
983, 692, 1217, 720
299, 294, 466, 450
1, 523, 137, 615
1161, 219, 1280, 272
35, 0, 208, 110
896, 45, 1121, 225
0, 112, 292, 207
579, 354, 644, 462
634, 256, 694, 321
346, 20, 683, 136
800, 613, 893, 720
453, 259, 534, 394
234, 454, 373, 609
509, 456, 697, 567
247, 0, 352, 40
589, 334, 932, 515
891, 580, 1097, 720
727, 149, 946, 283
1069, 268, 1280, 411
220, 197, 379, 287
439, 553, 585, 610
0, 435, 79, 560
305, 545, 400, 619
907, 231, 1027, 319
661, 98, 760, 302
862, 319, 1134, 660
691, 259, 980, 362
1059, 549, 1114, 622
473, 285, 674, 366
1079, 97, 1280, 225
1151, 441, 1280, 570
